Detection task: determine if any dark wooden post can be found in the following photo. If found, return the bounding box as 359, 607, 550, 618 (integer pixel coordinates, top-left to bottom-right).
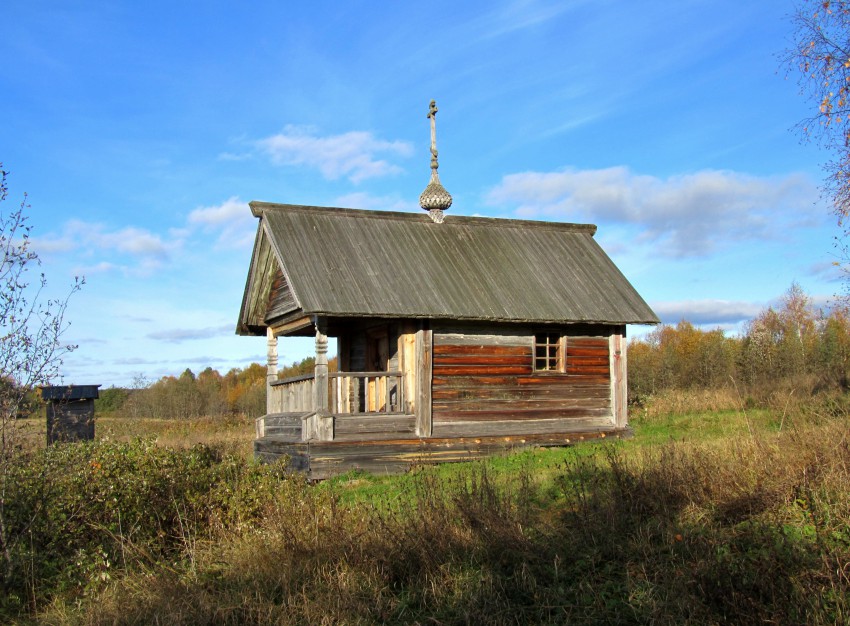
41, 385, 100, 445
414, 328, 432, 437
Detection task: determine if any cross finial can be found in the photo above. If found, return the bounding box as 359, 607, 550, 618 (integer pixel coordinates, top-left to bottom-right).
419, 99, 452, 221
428, 99, 439, 170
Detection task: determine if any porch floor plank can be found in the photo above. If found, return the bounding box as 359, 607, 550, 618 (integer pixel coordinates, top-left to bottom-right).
254, 428, 631, 480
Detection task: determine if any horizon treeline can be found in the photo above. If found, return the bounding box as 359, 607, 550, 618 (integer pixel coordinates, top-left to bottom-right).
97, 358, 326, 420
96, 284, 849, 419
630, 284, 850, 403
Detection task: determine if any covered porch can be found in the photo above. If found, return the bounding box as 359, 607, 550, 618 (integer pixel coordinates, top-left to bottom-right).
253, 316, 432, 447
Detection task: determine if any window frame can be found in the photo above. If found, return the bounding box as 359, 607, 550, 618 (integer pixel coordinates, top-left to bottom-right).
533, 332, 566, 373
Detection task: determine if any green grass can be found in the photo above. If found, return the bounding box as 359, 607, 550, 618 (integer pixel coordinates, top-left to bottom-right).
630, 407, 778, 444
322, 405, 780, 508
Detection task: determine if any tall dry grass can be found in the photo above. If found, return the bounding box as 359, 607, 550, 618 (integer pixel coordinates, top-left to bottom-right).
13, 413, 255, 458
35, 405, 850, 626
98, 414, 255, 457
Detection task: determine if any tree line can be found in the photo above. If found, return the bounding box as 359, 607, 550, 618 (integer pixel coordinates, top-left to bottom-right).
629, 284, 850, 402
92, 284, 849, 420
97, 358, 329, 420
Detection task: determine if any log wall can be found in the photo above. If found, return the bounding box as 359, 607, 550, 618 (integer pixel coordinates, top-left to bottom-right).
431, 327, 615, 437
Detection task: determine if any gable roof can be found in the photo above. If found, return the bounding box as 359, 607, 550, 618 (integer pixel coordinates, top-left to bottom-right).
237, 203, 659, 335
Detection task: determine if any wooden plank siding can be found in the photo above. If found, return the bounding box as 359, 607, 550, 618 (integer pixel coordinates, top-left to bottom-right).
610, 329, 628, 429
431, 329, 614, 436
265, 268, 298, 321
333, 414, 416, 442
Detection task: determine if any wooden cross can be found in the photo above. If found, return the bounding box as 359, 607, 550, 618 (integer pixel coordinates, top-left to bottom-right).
428, 100, 439, 170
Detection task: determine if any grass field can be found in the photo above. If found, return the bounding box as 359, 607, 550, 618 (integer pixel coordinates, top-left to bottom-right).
17, 413, 256, 457
3, 392, 850, 624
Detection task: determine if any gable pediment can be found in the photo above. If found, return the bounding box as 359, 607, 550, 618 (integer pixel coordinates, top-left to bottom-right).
237, 221, 302, 336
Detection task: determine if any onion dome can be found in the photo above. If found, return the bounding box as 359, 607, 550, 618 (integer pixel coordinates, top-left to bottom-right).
419, 100, 452, 223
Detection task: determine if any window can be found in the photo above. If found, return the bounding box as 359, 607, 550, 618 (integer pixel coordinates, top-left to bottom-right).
534, 333, 564, 372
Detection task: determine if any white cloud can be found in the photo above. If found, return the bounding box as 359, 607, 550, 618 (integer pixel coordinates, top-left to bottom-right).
217, 151, 252, 162
187, 196, 254, 249
73, 261, 118, 275
147, 324, 234, 343
113, 357, 165, 366
181, 356, 243, 365
188, 196, 248, 227
33, 220, 179, 276
651, 299, 764, 326
97, 226, 170, 258
486, 166, 821, 258
31, 235, 76, 254
257, 125, 413, 183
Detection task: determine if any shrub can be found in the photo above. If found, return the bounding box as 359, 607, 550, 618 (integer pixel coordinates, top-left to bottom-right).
0, 439, 297, 616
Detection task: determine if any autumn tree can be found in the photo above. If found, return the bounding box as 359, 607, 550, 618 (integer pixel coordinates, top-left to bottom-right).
739, 283, 822, 386
196, 367, 227, 417
628, 321, 737, 399
786, 1, 850, 272
0, 165, 82, 584
108, 356, 339, 420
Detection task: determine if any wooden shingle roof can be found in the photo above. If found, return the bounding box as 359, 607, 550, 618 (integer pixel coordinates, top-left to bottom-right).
237, 203, 658, 335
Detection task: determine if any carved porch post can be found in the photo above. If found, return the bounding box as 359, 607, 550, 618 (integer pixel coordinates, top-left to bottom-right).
314, 324, 333, 440
266, 327, 278, 417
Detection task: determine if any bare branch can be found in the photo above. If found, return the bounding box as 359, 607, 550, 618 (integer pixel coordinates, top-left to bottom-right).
0, 164, 83, 584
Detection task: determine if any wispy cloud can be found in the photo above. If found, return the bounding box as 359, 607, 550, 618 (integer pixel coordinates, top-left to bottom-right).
147, 324, 233, 343
486, 167, 821, 258
33, 220, 180, 276
217, 151, 252, 162
472, 0, 579, 41
180, 356, 242, 365
256, 125, 413, 183
809, 260, 845, 284
74, 337, 108, 345
187, 196, 254, 248
39, 196, 256, 278
333, 192, 419, 212
99, 226, 171, 257
188, 197, 247, 227
651, 299, 764, 326
73, 261, 117, 275
113, 357, 167, 366
119, 314, 155, 324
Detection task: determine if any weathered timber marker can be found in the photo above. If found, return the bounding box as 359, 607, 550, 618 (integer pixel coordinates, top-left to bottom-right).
41, 385, 100, 445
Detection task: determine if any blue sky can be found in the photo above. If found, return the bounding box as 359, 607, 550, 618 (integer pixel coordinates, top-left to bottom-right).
0, 0, 837, 386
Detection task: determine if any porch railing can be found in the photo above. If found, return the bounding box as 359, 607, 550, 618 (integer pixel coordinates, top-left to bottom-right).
269, 371, 404, 415
329, 371, 404, 414
269, 374, 315, 414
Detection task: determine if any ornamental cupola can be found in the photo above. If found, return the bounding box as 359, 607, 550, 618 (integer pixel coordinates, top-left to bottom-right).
418, 100, 452, 223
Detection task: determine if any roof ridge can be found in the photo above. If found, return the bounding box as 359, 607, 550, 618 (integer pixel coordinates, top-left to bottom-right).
249, 201, 597, 234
